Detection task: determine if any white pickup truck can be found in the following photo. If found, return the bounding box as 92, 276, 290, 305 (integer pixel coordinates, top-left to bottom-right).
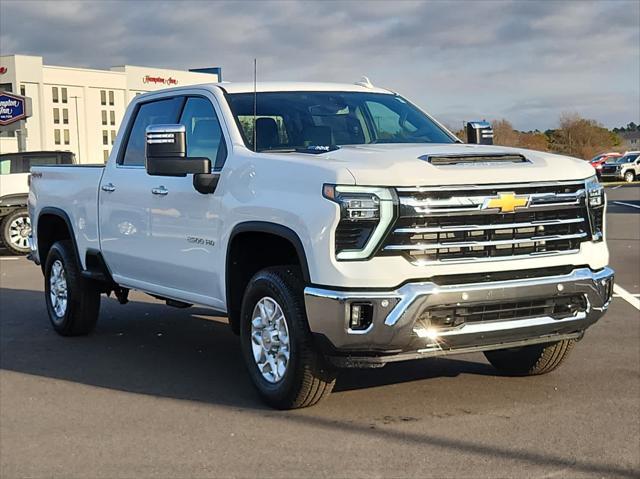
28, 82, 614, 409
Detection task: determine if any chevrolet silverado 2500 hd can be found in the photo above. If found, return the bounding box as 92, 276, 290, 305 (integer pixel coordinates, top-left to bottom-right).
28, 82, 614, 409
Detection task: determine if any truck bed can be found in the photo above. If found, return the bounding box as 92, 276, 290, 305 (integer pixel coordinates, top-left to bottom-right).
29, 165, 105, 268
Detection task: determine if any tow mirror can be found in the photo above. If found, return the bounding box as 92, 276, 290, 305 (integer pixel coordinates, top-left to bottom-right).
466, 121, 493, 145
145, 124, 210, 177
145, 124, 219, 194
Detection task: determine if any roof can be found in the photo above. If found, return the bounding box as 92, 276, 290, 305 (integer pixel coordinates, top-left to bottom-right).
214, 81, 393, 95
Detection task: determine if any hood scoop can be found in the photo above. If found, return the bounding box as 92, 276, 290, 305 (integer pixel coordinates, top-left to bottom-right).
419, 153, 530, 166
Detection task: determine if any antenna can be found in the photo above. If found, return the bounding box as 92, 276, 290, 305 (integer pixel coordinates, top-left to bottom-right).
253, 58, 257, 152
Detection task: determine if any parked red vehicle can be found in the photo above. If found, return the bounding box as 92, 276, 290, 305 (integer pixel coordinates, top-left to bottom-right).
590, 152, 622, 175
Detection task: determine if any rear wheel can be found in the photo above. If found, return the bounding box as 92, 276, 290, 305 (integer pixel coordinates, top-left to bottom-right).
44, 240, 101, 336
624, 171, 635, 183
484, 339, 575, 376
1, 209, 31, 255
240, 266, 337, 409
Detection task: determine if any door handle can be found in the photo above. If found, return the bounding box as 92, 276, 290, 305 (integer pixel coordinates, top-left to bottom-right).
151, 186, 169, 196
101, 183, 116, 192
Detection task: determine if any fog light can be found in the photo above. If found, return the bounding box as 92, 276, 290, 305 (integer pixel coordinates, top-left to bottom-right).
349, 302, 373, 331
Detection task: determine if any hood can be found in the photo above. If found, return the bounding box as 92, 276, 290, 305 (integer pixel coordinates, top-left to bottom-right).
301, 143, 594, 186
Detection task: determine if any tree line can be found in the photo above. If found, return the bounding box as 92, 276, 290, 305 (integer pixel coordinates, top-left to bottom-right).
453, 116, 638, 160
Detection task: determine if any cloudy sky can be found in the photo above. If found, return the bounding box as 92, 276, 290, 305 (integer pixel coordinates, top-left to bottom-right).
1, 0, 638, 131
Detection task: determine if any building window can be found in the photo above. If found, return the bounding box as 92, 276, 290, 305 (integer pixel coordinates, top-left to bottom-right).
111, 130, 116, 144
62, 109, 69, 125
20, 84, 26, 96
103, 150, 110, 162
53, 108, 60, 124
100, 90, 106, 106
61, 87, 68, 103
64, 129, 70, 145
102, 130, 109, 146
110, 111, 116, 126
102, 110, 108, 125
54, 129, 61, 145
52, 87, 59, 103
108, 90, 114, 106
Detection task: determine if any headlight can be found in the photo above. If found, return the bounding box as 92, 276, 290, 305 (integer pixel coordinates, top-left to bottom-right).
323, 185, 396, 260
585, 176, 605, 242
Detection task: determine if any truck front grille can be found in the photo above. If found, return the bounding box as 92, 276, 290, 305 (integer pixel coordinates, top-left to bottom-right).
419, 294, 587, 330
381, 181, 590, 265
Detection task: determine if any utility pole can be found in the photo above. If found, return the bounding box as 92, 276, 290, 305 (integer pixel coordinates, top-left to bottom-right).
70, 96, 81, 160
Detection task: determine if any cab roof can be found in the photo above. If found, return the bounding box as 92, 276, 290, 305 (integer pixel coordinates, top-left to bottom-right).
214, 81, 394, 95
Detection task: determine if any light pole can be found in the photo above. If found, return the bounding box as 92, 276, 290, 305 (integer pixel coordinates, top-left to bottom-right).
70, 95, 81, 160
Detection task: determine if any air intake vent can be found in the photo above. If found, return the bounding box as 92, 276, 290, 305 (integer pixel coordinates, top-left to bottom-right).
420, 154, 529, 166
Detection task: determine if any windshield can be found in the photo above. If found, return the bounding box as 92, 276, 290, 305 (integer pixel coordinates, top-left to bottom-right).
225, 91, 457, 152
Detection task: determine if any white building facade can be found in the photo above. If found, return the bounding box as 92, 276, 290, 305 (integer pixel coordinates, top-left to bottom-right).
0, 55, 220, 163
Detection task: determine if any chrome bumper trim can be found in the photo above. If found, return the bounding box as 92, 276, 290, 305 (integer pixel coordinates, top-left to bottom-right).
304, 267, 614, 355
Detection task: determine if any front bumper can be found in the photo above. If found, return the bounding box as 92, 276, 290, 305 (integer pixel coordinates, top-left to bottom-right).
304, 267, 614, 366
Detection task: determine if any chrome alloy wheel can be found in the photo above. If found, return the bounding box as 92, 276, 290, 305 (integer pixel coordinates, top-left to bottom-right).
250, 297, 291, 383
8, 214, 31, 250
49, 260, 68, 319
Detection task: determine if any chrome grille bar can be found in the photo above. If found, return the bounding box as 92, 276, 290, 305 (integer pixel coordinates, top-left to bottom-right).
394, 217, 585, 234
384, 232, 588, 252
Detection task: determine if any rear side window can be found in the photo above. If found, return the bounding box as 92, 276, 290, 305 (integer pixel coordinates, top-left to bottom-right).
179, 97, 227, 170
121, 97, 184, 166
0, 157, 23, 174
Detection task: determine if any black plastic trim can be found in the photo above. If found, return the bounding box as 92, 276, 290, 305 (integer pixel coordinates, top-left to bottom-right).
227, 221, 311, 283
37, 207, 82, 268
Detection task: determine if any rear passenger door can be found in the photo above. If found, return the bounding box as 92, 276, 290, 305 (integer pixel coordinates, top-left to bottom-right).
99, 96, 185, 294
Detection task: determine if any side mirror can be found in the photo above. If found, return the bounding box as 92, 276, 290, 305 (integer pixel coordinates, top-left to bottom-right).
145, 124, 210, 177
466, 121, 493, 145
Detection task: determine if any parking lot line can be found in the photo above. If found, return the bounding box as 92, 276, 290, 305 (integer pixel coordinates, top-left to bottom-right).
612, 201, 640, 210
613, 284, 640, 311
0, 257, 21, 261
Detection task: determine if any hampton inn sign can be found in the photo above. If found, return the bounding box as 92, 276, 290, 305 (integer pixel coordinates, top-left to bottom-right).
0, 92, 30, 126
142, 75, 178, 86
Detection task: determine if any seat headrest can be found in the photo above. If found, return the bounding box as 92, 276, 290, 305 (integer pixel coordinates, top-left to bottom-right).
256, 117, 279, 150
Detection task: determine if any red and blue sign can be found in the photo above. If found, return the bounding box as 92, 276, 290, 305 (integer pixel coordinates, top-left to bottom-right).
0, 92, 27, 126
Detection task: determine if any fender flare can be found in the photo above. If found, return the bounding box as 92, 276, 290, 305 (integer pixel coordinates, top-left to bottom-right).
37, 207, 82, 269
226, 221, 311, 283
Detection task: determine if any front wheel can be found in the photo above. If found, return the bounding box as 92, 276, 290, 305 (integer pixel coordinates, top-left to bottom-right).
1, 209, 31, 255
624, 171, 635, 183
240, 266, 337, 409
484, 339, 575, 376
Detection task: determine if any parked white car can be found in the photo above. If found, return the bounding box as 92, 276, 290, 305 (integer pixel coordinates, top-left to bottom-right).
0, 151, 74, 254
28, 82, 613, 408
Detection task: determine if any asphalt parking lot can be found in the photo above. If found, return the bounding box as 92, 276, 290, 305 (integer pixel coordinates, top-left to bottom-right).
1, 185, 638, 478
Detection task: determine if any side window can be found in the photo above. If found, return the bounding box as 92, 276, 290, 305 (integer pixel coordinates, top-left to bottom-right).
0, 158, 11, 175
121, 97, 184, 166
180, 97, 227, 169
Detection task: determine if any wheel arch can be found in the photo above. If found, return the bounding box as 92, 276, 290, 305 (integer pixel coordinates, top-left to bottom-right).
37, 207, 81, 273
225, 221, 311, 334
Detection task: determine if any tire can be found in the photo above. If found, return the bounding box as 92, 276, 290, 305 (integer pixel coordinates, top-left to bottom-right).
1, 208, 31, 255
624, 171, 635, 183
240, 266, 337, 409
484, 339, 575, 376
44, 240, 101, 336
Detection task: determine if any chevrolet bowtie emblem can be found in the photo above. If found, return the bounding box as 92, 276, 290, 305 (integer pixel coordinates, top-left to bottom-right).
484, 192, 529, 213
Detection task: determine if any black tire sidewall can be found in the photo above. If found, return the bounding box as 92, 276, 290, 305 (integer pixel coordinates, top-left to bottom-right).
240, 270, 304, 403
2, 209, 30, 255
